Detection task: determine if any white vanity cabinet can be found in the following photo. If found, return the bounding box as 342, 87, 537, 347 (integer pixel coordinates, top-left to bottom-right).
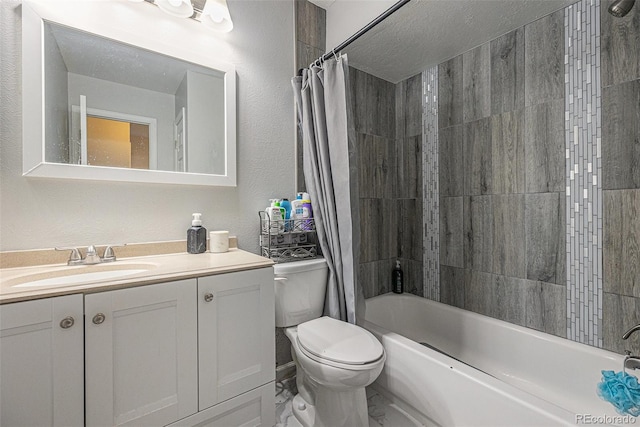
0, 294, 84, 427
0, 265, 275, 427
83, 267, 275, 427
84, 279, 198, 427
197, 268, 275, 410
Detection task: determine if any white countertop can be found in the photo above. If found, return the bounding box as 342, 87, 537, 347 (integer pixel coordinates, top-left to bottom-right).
0, 249, 273, 304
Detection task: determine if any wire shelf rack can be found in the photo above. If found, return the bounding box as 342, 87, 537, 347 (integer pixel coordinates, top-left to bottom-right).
259, 211, 318, 263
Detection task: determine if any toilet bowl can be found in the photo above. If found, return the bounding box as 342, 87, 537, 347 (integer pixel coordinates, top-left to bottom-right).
274, 258, 385, 427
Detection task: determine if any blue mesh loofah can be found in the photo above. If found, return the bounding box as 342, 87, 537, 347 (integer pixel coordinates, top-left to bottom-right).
597, 370, 640, 417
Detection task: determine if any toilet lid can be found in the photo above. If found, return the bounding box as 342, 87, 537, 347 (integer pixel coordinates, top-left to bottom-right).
296, 316, 384, 365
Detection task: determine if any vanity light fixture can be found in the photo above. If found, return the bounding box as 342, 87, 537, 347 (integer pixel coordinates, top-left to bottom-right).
129, 0, 233, 32
155, 0, 194, 18
201, 0, 233, 32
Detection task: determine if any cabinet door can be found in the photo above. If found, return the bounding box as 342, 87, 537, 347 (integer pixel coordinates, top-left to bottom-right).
166, 382, 275, 427
85, 279, 198, 426
0, 294, 84, 427
198, 268, 275, 410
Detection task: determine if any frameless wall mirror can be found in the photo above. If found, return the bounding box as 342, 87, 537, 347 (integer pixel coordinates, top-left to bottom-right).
23, 1, 237, 186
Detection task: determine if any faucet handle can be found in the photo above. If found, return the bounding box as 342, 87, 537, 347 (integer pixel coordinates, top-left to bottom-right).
55, 247, 83, 265
102, 244, 126, 262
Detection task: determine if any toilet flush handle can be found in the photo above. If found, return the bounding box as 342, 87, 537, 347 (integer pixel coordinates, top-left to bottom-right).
274, 277, 288, 282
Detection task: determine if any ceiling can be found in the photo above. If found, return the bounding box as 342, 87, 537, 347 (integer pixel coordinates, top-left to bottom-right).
323, 0, 576, 83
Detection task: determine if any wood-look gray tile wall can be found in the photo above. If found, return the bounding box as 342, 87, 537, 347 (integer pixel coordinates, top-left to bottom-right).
491, 110, 524, 194
603, 292, 640, 355
463, 195, 493, 272
524, 9, 565, 107
602, 79, 640, 190
294, 0, 326, 192
603, 190, 640, 298
601, 0, 640, 88
463, 44, 491, 122
439, 196, 464, 267
438, 57, 463, 129
353, 66, 422, 299
525, 192, 565, 285
600, 0, 640, 355
462, 270, 566, 337
524, 100, 565, 193
438, 125, 464, 197
463, 118, 493, 195
350, 68, 396, 139
491, 29, 525, 115
295, 0, 325, 51
437, 8, 567, 338
404, 74, 423, 138
396, 135, 422, 199
492, 194, 526, 278
358, 133, 396, 199
359, 198, 397, 263
440, 265, 465, 308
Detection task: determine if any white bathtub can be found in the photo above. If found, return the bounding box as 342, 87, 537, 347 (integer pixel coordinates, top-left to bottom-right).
363, 293, 632, 427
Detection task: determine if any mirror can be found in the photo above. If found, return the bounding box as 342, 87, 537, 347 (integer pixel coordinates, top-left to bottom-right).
23, 1, 236, 186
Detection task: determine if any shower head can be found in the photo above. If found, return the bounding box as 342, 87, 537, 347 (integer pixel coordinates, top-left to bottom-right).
608, 0, 636, 17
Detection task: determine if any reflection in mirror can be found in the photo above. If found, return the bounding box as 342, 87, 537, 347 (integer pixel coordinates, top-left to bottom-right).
43, 21, 225, 175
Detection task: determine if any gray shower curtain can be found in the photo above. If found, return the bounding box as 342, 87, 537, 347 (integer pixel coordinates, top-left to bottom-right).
292, 55, 362, 324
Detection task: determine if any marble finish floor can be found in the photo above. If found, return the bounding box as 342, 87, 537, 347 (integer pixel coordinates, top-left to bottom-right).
275, 379, 425, 427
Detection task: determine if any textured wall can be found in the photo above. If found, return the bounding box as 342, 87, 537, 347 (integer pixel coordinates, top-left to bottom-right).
438, 10, 567, 338
0, 0, 295, 253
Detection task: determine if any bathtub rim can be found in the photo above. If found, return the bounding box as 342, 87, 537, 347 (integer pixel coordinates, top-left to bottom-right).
361, 317, 578, 426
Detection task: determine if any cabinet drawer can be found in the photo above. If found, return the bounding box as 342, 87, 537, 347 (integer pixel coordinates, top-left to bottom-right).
167, 382, 275, 427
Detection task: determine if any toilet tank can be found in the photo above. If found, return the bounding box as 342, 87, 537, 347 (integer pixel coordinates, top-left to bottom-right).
273, 258, 328, 328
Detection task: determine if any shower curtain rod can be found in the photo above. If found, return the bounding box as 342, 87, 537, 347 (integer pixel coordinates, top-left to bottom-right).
305, 0, 412, 70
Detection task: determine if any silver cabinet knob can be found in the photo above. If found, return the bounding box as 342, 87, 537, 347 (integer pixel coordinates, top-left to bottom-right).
60, 316, 75, 329
92, 313, 106, 325
204, 293, 214, 303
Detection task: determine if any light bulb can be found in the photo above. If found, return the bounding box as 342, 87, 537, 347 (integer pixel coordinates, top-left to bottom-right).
155, 0, 194, 18
204, 3, 225, 22
202, 0, 233, 31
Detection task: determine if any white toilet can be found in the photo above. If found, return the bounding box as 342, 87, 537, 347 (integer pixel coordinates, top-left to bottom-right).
274, 258, 385, 427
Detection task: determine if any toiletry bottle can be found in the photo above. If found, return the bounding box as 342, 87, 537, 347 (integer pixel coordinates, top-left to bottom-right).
290, 194, 304, 231
392, 260, 403, 294
300, 192, 313, 230
187, 213, 207, 254
265, 199, 284, 234
280, 198, 292, 231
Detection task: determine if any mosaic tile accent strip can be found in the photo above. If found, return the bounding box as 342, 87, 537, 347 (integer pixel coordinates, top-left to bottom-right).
422, 66, 440, 300
565, 0, 603, 347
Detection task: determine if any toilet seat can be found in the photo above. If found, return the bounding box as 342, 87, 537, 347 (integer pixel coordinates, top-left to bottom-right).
296, 316, 384, 370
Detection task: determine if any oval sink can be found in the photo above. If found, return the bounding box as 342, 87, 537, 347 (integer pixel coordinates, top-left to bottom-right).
9, 263, 157, 289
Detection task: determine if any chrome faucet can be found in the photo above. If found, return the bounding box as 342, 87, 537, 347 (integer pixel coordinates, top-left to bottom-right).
622, 324, 640, 371
56, 244, 125, 266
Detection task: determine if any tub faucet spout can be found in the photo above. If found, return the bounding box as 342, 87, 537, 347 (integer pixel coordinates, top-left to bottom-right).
622, 324, 640, 340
